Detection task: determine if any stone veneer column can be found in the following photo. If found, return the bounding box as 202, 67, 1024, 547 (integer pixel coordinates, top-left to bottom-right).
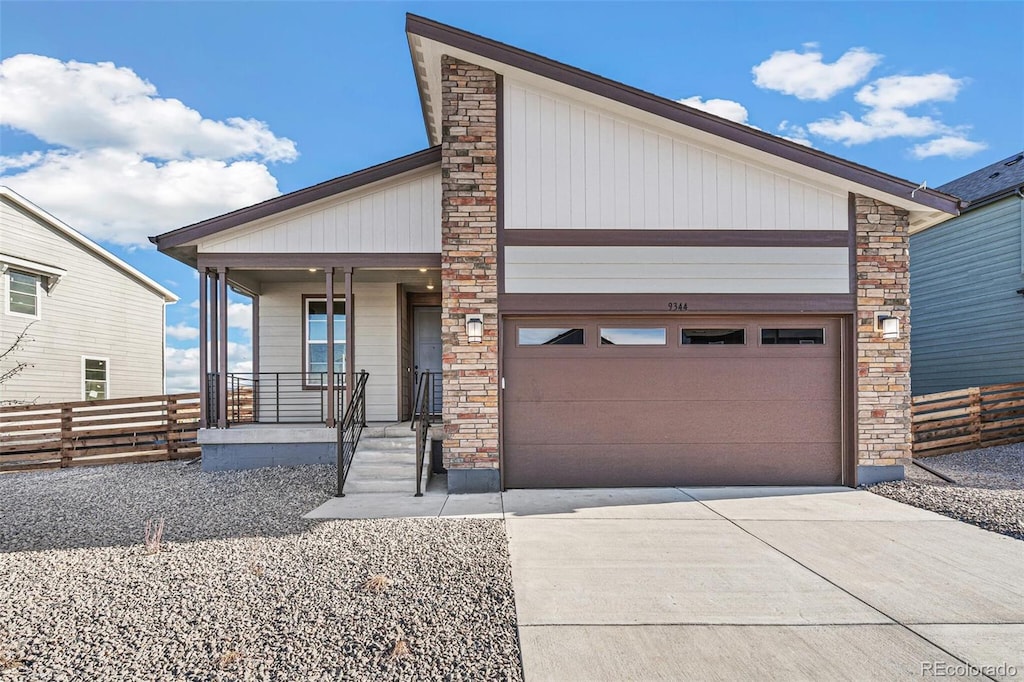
440, 56, 500, 493
855, 194, 912, 484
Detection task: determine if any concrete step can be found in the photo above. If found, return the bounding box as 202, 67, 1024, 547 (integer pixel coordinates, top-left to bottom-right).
347, 463, 418, 479
343, 478, 420, 494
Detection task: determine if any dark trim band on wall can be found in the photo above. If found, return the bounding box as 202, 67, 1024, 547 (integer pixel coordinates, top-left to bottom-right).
153, 146, 442, 249
196, 252, 442, 269
499, 293, 856, 315
406, 14, 960, 217
503, 229, 851, 248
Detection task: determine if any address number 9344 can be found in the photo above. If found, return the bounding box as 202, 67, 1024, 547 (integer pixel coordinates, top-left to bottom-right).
667, 302, 688, 311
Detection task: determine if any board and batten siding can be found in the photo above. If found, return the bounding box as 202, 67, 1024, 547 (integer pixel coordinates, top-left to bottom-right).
503, 80, 848, 232
0, 197, 167, 404
258, 280, 398, 421
504, 246, 850, 294
910, 196, 1024, 395
200, 169, 441, 254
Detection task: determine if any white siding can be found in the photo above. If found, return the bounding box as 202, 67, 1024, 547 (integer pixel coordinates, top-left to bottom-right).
0, 198, 166, 404
257, 281, 398, 422
504, 246, 850, 294
504, 80, 847, 231
200, 170, 441, 254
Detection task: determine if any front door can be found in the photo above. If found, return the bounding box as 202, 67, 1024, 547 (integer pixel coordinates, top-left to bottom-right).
413, 306, 443, 415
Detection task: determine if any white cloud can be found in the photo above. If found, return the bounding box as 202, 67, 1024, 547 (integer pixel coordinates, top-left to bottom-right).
911, 136, 989, 159
807, 109, 951, 145
777, 121, 814, 147
855, 74, 964, 110
227, 302, 252, 333
166, 323, 199, 341
752, 46, 881, 101
0, 54, 297, 246
165, 341, 251, 393
0, 55, 296, 161
677, 96, 750, 125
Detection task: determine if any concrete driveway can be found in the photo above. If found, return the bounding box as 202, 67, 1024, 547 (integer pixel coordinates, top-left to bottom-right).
503, 487, 1024, 681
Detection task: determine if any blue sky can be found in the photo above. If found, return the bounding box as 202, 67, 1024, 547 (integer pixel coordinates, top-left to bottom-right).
2, 1, 1022, 390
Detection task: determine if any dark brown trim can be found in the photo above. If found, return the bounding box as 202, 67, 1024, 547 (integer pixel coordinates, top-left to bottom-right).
498, 293, 856, 315
407, 292, 443, 307
196, 252, 442, 269
217, 267, 229, 429
198, 270, 209, 426
325, 268, 336, 428
344, 269, 355, 412
251, 294, 260, 379
209, 270, 219, 377
153, 147, 442, 249
843, 313, 857, 487
504, 229, 850, 248
406, 14, 960, 216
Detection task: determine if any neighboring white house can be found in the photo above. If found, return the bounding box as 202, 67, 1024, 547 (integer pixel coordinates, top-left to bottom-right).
0, 186, 178, 405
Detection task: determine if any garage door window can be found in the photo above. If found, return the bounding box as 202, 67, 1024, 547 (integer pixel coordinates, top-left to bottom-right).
682, 329, 745, 345
600, 328, 666, 345
518, 328, 585, 345
761, 328, 825, 345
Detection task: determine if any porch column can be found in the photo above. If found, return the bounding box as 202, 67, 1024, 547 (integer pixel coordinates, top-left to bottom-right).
325, 267, 335, 428
217, 267, 229, 429
251, 294, 260, 419
198, 269, 209, 426
344, 267, 354, 413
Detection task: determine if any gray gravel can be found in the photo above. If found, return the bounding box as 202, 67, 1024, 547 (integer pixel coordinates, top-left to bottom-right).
869, 442, 1024, 541
0, 461, 522, 681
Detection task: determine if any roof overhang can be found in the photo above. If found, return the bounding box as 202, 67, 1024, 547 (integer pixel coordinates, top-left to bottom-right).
406, 14, 962, 232
0, 186, 178, 303
151, 146, 442, 268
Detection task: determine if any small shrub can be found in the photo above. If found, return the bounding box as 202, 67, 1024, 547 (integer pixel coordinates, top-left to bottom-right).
361, 574, 392, 593
215, 650, 243, 670
388, 639, 411, 660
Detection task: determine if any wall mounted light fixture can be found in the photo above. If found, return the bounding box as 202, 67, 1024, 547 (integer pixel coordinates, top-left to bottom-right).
875, 312, 900, 340
466, 313, 484, 343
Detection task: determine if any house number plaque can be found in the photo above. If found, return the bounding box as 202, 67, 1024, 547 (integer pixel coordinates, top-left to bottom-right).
667, 302, 688, 311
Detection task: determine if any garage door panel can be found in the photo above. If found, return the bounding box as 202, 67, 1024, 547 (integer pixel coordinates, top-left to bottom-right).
505, 400, 841, 445
503, 443, 843, 488
502, 315, 846, 488
504, 357, 839, 402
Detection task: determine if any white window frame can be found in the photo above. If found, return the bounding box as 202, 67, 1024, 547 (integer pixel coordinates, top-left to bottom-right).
5, 268, 42, 320
304, 297, 346, 388
82, 356, 110, 400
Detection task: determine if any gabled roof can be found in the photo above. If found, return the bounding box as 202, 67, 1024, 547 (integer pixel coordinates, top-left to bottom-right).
1, 186, 178, 303
405, 13, 962, 222
937, 151, 1024, 210
151, 146, 441, 265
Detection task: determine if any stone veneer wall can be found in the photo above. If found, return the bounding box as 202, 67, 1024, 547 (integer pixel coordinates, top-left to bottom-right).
855, 194, 912, 483
439, 56, 500, 493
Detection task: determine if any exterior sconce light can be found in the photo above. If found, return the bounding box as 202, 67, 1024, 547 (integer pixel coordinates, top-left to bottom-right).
466, 314, 484, 343
875, 312, 900, 340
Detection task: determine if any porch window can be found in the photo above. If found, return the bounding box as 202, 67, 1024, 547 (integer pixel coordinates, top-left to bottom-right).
7, 269, 40, 318
306, 299, 345, 386
83, 357, 108, 399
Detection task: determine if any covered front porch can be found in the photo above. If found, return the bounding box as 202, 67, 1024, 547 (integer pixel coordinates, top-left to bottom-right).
196, 255, 443, 476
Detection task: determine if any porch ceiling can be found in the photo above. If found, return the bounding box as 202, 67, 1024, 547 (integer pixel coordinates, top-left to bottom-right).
228, 267, 441, 293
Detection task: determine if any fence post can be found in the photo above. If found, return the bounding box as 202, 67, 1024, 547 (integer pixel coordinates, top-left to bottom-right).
968, 387, 982, 448
59, 406, 73, 468
166, 395, 178, 460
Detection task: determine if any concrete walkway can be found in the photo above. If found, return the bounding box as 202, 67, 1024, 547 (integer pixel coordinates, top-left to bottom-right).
306, 486, 1024, 680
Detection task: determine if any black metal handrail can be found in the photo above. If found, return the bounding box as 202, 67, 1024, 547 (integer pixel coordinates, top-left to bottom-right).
336, 371, 369, 497
206, 372, 344, 426
409, 371, 442, 431
413, 370, 434, 497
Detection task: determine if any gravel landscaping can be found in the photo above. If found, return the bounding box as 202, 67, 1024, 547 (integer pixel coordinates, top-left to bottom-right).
868, 441, 1024, 541
0, 461, 522, 681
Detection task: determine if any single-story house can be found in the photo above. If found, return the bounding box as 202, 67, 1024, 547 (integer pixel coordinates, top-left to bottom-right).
1, 186, 178, 405
910, 152, 1024, 395
152, 15, 962, 492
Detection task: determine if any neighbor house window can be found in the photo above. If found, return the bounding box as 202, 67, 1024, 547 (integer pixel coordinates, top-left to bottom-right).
83, 358, 108, 400
760, 328, 825, 345
7, 269, 39, 317
518, 328, 585, 345
599, 328, 666, 345
306, 299, 345, 386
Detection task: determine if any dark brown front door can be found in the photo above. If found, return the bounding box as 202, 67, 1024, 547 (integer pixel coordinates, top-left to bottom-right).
502, 316, 845, 488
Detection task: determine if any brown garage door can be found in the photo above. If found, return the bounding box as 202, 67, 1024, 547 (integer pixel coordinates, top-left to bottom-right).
502, 316, 846, 488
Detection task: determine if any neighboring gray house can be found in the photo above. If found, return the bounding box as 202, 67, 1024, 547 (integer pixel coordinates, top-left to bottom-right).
910, 153, 1024, 396
0, 187, 178, 405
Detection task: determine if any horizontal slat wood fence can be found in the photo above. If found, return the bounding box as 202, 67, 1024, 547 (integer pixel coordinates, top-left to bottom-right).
0, 393, 200, 472
912, 381, 1024, 457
